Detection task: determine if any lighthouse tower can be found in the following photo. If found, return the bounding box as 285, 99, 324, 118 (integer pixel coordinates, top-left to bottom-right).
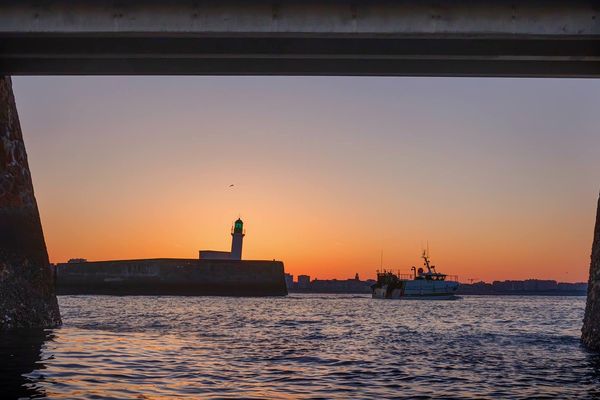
230, 218, 245, 260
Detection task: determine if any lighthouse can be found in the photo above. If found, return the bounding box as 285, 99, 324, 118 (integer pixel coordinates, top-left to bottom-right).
230, 218, 245, 260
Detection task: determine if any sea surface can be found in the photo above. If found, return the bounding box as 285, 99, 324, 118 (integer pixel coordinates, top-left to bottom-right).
1, 294, 599, 399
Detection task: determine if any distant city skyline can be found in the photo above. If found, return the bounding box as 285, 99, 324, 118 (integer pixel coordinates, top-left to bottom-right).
284, 272, 588, 285
12, 76, 600, 282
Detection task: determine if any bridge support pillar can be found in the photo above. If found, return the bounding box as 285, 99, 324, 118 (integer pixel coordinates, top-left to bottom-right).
583, 194, 600, 349
0, 76, 60, 329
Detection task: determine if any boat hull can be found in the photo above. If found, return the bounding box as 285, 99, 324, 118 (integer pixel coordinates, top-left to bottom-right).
372, 280, 459, 299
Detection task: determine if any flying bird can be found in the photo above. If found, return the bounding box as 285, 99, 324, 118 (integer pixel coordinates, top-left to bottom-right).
229, 184, 235, 187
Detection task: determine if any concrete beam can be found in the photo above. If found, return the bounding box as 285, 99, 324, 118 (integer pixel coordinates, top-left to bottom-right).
0, 0, 599, 76
0, 0, 597, 35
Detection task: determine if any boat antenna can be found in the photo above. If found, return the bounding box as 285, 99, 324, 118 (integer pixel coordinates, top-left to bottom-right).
422, 243, 432, 274
380, 249, 383, 270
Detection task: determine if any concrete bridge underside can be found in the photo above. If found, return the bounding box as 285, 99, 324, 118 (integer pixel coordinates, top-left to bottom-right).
0, 0, 599, 348
0, 0, 599, 76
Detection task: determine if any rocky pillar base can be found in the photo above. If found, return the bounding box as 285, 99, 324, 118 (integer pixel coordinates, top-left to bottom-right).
582, 194, 600, 349
0, 76, 60, 329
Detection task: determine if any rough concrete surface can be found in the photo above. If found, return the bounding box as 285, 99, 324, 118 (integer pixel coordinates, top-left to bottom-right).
0, 76, 60, 329
583, 194, 600, 349
1, 1, 599, 77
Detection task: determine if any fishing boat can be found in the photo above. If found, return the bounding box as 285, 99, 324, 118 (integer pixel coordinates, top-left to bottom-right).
372, 250, 459, 299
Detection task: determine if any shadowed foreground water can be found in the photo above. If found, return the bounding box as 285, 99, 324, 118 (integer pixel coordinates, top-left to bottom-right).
2, 294, 600, 399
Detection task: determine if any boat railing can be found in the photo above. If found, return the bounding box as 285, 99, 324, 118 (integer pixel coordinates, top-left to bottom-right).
378, 271, 459, 282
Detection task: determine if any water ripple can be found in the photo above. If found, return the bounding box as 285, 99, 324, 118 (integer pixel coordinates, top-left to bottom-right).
0, 295, 597, 399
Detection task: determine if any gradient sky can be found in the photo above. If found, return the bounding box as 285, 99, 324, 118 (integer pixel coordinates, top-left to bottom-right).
11, 76, 600, 282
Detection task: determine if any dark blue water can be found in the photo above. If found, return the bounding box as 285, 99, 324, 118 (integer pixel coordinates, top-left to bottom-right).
2, 294, 599, 399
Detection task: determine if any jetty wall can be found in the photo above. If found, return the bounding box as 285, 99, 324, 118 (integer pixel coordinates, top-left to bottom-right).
583, 194, 600, 349
56, 259, 287, 296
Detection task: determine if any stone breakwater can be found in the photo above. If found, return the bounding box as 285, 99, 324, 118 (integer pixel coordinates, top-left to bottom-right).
582, 194, 600, 349
56, 259, 288, 296
0, 76, 60, 329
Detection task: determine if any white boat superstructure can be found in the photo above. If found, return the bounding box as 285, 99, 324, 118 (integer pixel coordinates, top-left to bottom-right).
372, 250, 459, 299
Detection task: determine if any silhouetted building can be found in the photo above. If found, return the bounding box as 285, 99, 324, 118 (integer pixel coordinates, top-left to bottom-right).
284, 273, 294, 289
308, 278, 375, 293
458, 279, 586, 295
287, 274, 376, 293
297, 275, 311, 289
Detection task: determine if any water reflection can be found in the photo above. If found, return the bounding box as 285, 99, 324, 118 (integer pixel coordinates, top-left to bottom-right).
1, 296, 598, 399
0, 329, 52, 399
584, 351, 600, 398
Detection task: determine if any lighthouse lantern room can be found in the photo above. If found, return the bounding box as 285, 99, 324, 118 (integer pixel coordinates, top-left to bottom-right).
230, 218, 245, 260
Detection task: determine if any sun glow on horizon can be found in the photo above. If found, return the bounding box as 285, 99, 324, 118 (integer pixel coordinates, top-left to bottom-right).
13, 76, 600, 283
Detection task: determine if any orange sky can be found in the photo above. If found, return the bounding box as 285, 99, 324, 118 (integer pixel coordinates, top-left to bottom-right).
12, 76, 600, 283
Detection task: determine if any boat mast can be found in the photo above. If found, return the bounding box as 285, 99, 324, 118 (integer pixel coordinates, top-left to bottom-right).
422, 247, 432, 274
